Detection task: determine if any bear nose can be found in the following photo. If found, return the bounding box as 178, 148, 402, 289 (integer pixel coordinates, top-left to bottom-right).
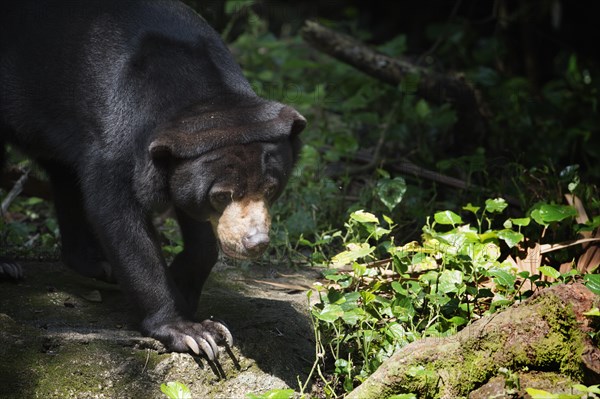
242, 232, 270, 254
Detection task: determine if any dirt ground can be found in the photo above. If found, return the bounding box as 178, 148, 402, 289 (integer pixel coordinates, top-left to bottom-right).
0, 259, 321, 399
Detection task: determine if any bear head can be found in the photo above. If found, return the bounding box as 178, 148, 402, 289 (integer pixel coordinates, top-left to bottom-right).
149, 98, 305, 259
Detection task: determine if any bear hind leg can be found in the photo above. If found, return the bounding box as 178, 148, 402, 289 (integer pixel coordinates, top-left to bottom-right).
41, 161, 114, 281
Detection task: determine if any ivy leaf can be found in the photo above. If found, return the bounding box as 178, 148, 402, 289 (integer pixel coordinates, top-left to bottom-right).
448, 316, 468, 327
489, 269, 516, 288
538, 266, 561, 280
573, 384, 600, 394
510, 217, 531, 227
316, 304, 344, 323
341, 307, 365, 325
484, 198, 508, 213
350, 210, 379, 224
583, 307, 600, 317
331, 243, 375, 267
463, 203, 480, 215
376, 177, 407, 211
525, 388, 580, 399
437, 270, 464, 294
434, 210, 463, 225
584, 274, 600, 295
160, 381, 192, 399
530, 204, 577, 226
497, 229, 524, 248
246, 389, 295, 399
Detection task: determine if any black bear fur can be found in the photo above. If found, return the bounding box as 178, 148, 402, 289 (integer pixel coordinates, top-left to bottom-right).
0, 0, 305, 359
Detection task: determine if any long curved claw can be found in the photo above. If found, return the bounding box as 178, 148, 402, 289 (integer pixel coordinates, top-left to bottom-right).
197, 338, 215, 361
183, 335, 200, 355
202, 333, 219, 359
214, 322, 233, 347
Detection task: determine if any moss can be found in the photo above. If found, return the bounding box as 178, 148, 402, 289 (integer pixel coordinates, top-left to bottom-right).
535, 294, 586, 380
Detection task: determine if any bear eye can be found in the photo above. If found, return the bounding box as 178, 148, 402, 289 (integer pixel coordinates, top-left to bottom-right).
264, 183, 278, 199
211, 191, 232, 207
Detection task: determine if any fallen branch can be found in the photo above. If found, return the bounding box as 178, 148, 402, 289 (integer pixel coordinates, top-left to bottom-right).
347, 283, 600, 398
1, 169, 29, 216
301, 21, 489, 138
0, 166, 52, 201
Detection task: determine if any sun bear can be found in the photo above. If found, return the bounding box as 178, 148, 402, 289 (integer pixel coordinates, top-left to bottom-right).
0, 0, 305, 360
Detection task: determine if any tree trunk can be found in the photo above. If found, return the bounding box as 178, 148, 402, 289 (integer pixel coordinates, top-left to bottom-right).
347, 283, 600, 399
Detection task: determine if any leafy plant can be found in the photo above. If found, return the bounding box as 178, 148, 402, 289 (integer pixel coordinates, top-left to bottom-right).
306, 196, 598, 396
160, 381, 191, 399
246, 388, 295, 399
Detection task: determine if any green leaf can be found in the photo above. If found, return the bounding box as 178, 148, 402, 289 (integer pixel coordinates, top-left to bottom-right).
538, 266, 561, 280
415, 99, 431, 118
434, 210, 463, 225
331, 243, 375, 266
246, 389, 295, 399
341, 307, 365, 325
584, 274, 600, 295
489, 269, 516, 288
160, 381, 192, 399
389, 395, 417, 399
448, 316, 468, 327
462, 203, 480, 215
316, 304, 344, 323
25, 197, 43, 206
525, 388, 560, 399
225, 0, 255, 15
350, 210, 379, 224
484, 198, 508, 213
376, 177, 407, 211
437, 270, 464, 294
497, 229, 524, 248
510, 217, 531, 227
583, 307, 600, 317
572, 384, 600, 394
531, 204, 577, 226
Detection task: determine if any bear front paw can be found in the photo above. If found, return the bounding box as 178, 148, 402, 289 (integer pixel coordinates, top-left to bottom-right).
147, 318, 233, 361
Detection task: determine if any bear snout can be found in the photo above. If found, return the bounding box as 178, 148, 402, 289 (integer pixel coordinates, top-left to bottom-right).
242, 231, 270, 254
210, 199, 272, 260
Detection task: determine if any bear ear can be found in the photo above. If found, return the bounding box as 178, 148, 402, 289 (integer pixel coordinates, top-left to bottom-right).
285, 107, 307, 136
148, 100, 306, 159
148, 140, 172, 159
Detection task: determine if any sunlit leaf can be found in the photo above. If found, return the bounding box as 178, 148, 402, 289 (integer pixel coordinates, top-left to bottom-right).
531, 204, 577, 226
246, 389, 295, 399
489, 269, 516, 288
462, 203, 480, 215
341, 307, 365, 325
583, 307, 600, 317
350, 210, 379, 224
331, 243, 375, 267
448, 316, 468, 327
497, 229, 524, 248
437, 270, 464, 294
484, 198, 508, 213
538, 266, 561, 280
510, 217, 531, 226
525, 388, 560, 399
161, 381, 192, 399
434, 210, 463, 225
316, 304, 344, 323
